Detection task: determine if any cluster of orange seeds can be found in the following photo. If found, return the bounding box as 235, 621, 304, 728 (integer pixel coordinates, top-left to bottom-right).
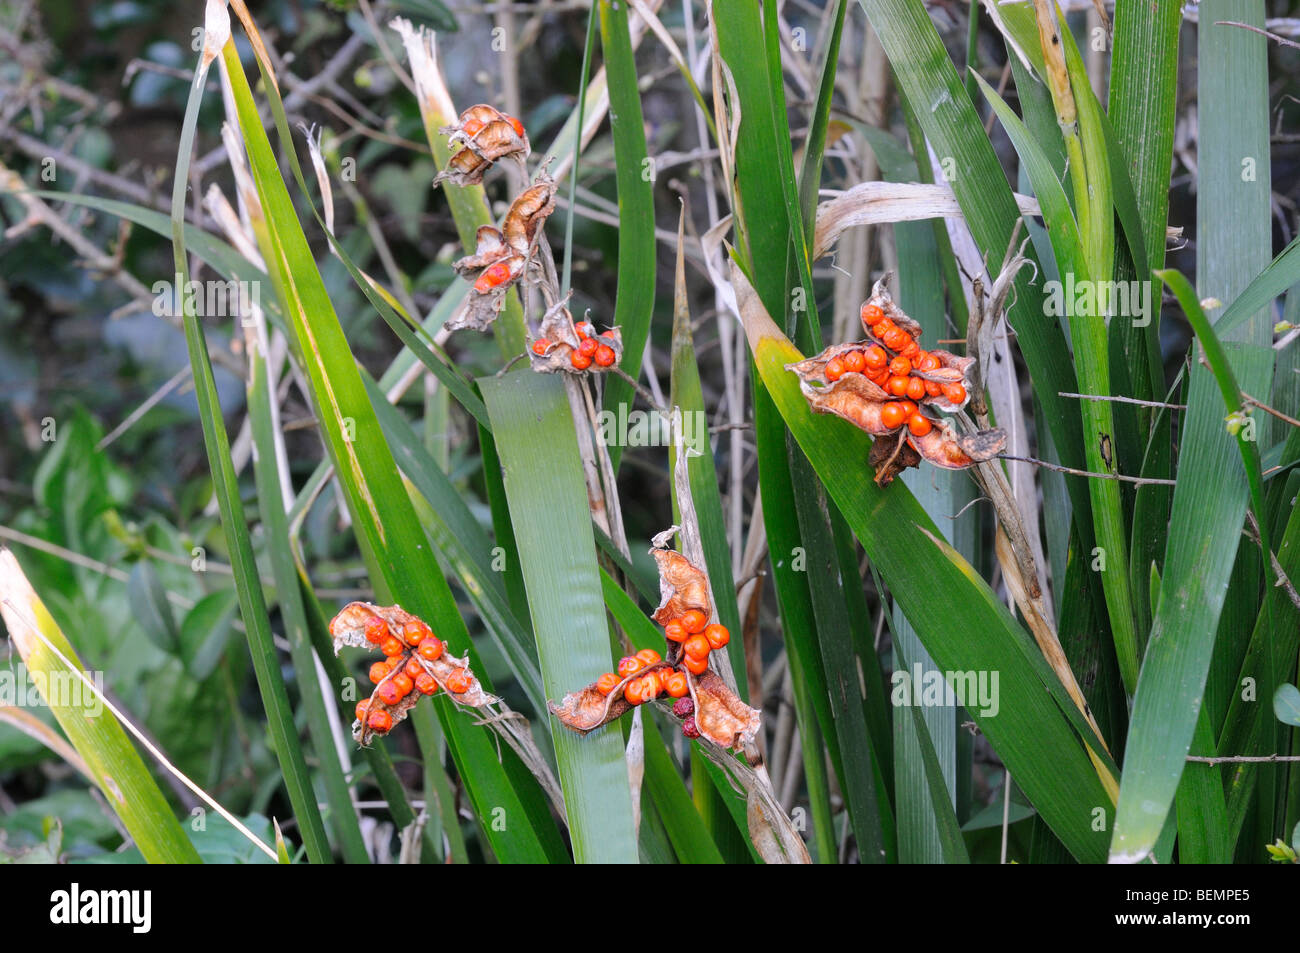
532, 320, 618, 370
662, 609, 730, 674
823, 303, 968, 438
354, 613, 466, 734
595, 648, 688, 705
590, 611, 731, 709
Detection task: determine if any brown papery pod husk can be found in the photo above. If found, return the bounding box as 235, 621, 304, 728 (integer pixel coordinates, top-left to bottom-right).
787, 345, 896, 437
649, 548, 712, 626
452, 224, 512, 274
449, 224, 526, 332
501, 177, 555, 254
528, 303, 624, 375
329, 601, 497, 745
910, 422, 1006, 470
434, 104, 530, 186
692, 669, 761, 751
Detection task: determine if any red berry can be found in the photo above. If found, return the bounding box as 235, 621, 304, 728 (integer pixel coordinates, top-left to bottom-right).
355, 699, 374, 721
889, 356, 912, 377
578, 337, 599, 357
842, 350, 866, 374
418, 636, 444, 661
639, 674, 661, 702
881, 402, 907, 430
704, 623, 730, 650
380, 637, 405, 658
570, 350, 593, 370
574, 321, 595, 338
404, 657, 425, 680
863, 345, 888, 370
887, 376, 910, 397
392, 673, 414, 697
666, 673, 689, 698
617, 656, 644, 678
367, 710, 393, 733
593, 345, 616, 367
943, 382, 968, 404
507, 116, 526, 138
684, 634, 711, 661
369, 661, 390, 685
377, 681, 403, 705
363, 615, 388, 645
680, 610, 707, 634
684, 653, 709, 675
445, 670, 471, 694
906, 376, 927, 401
415, 672, 439, 695
624, 679, 645, 706
635, 648, 662, 666
861, 303, 885, 326
402, 619, 432, 647
474, 261, 513, 293
908, 414, 933, 437
664, 621, 687, 643
532, 339, 551, 356
883, 328, 910, 351
595, 672, 620, 696
825, 357, 846, 381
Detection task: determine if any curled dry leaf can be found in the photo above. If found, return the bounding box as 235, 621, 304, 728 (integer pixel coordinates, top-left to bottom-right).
528, 300, 624, 375
786, 283, 1006, 486
434, 104, 530, 187
329, 601, 497, 746
449, 175, 556, 332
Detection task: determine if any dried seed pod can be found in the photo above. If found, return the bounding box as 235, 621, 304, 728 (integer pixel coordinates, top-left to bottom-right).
434, 104, 530, 187
785, 284, 1005, 485
449, 175, 556, 332
526, 300, 624, 375
329, 601, 497, 745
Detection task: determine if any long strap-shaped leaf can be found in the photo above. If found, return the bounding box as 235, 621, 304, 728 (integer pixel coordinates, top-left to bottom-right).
479, 371, 639, 863
734, 264, 1115, 862
597, 0, 657, 473
1109, 6, 1277, 863
173, 45, 332, 863
218, 34, 565, 863
0, 551, 203, 863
